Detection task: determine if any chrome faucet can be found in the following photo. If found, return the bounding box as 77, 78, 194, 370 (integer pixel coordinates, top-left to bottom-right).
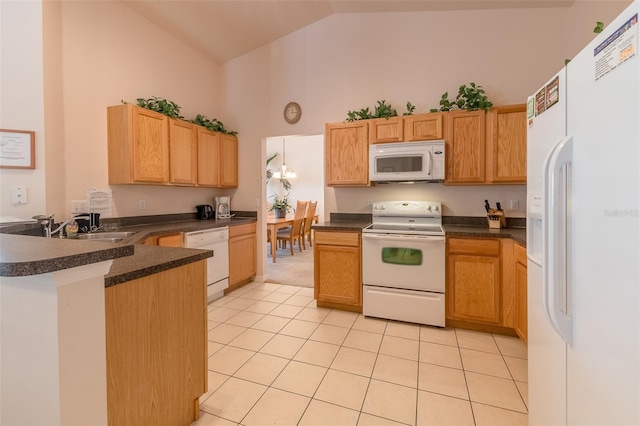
32, 214, 91, 238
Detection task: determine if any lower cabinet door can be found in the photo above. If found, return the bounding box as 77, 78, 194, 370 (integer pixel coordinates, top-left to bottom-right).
314, 244, 361, 307
447, 253, 501, 324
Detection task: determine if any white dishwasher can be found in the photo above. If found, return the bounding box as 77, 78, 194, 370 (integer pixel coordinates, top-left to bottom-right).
184, 226, 229, 302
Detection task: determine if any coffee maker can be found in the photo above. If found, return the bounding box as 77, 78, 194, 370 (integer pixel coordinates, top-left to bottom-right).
215, 196, 231, 219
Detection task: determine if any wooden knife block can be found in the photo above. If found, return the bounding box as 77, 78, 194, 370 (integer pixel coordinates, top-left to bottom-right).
487, 210, 506, 229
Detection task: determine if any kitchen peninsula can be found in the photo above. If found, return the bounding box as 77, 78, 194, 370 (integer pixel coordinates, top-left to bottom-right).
0, 233, 211, 426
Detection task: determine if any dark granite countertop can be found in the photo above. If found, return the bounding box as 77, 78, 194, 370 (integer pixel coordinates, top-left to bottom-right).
0, 234, 134, 277
107, 217, 256, 244
0, 216, 257, 283
310, 213, 526, 247
444, 225, 526, 247
312, 220, 372, 232
105, 244, 212, 287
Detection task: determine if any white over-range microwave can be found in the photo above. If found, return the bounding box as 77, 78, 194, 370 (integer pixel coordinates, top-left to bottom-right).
369, 140, 445, 183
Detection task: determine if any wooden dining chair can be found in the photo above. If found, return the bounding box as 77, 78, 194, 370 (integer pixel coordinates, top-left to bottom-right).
276, 201, 307, 254
301, 201, 317, 250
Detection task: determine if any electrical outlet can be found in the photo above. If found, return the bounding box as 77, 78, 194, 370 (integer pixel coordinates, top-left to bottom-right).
138, 199, 146, 210
71, 200, 88, 213
509, 200, 519, 210
367, 200, 373, 207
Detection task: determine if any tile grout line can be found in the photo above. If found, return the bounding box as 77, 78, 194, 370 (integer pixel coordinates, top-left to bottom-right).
453, 328, 478, 426
229, 282, 339, 425
491, 332, 529, 414
204, 284, 529, 424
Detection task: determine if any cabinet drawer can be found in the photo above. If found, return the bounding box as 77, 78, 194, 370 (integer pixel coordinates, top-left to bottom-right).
229, 222, 256, 238
448, 238, 500, 256
315, 231, 360, 247
514, 243, 527, 265
157, 233, 183, 247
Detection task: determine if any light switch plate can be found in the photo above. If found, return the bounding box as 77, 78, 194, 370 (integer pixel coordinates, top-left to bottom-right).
11, 187, 27, 204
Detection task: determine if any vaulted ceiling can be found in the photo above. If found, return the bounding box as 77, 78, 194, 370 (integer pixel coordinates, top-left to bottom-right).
121, 0, 575, 64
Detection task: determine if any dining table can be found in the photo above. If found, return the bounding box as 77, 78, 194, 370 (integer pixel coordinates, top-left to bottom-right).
266, 213, 318, 263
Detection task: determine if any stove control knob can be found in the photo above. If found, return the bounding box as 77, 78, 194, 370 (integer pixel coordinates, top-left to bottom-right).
434, 205, 440, 212
426, 205, 432, 212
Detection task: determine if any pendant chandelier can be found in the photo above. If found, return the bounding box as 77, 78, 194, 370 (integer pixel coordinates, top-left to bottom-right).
272, 138, 297, 179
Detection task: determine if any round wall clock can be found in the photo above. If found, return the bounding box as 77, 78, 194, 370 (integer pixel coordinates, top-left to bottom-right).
284, 102, 302, 124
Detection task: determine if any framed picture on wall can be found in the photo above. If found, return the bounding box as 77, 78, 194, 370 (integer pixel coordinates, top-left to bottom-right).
0, 129, 35, 169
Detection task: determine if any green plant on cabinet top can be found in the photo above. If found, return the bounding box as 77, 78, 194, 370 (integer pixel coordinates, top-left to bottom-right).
120, 97, 238, 135
346, 100, 416, 122
430, 83, 493, 112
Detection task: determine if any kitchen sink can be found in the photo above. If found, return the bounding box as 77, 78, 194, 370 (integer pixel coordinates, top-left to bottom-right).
74, 231, 137, 243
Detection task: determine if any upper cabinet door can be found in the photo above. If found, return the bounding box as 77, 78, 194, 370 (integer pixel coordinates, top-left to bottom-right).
325, 121, 369, 186
220, 134, 238, 187
368, 117, 404, 144
196, 129, 238, 188
445, 110, 486, 184
131, 107, 170, 183
404, 113, 444, 141
109, 104, 169, 184
197, 127, 220, 187
169, 119, 197, 185
486, 104, 527, 183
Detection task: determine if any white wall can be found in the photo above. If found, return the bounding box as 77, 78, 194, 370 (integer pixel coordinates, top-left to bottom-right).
221, 3, 630, 221
266, 135, 324, 222
57, 1, 227, 218
2, 2, 629, 219
0, 1, 47, 219
2, 1, 229, 219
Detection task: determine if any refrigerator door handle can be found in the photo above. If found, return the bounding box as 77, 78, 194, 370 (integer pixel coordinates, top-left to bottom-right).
543, 136, 574, 346
526, 221, 542, 266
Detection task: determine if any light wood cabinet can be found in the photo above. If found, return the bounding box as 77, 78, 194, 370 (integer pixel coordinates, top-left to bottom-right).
486, 105, 527, 183
157, 233, 184, 247
325, 122, 369, 186
143, 233, 183, 247
404, 112, 444, 141
197, 127, 238, 188
443, 105, 526, 185
314, 231, 362, 311
446, 237, 501, 325
368, 117, 404, 143
108, 103, 170, 184
169, 119, 197, 185
514, 243, 528, 343
108, 104, 238, 188
105, 261, 207, 426
444, 110, 486, 184
228, 222, 257, 291
220, 133, 239, 187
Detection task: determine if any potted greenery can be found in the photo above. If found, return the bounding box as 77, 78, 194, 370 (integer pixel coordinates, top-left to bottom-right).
270, 193, 292, 218
429, 83, 493, 112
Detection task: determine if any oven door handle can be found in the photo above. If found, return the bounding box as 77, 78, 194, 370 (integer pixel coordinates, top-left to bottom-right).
362, 233, 445, 243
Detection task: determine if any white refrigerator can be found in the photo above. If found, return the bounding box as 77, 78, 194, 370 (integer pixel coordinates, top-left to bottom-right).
526, 2, 639, 425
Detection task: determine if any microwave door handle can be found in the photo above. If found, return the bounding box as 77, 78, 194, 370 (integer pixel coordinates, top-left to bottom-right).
426, 151, 432, 176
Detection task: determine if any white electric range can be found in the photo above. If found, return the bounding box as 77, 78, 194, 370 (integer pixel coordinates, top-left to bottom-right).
362, 200, 445, 327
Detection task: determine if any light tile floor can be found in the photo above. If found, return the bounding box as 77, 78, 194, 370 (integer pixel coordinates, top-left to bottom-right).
193, 281, 528, 426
